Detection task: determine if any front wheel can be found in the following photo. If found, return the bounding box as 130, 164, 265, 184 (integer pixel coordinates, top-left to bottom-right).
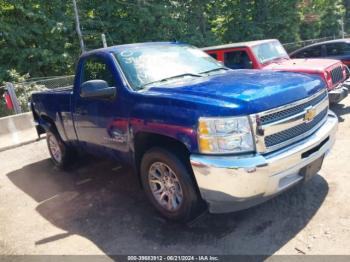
140, 147, 204, 222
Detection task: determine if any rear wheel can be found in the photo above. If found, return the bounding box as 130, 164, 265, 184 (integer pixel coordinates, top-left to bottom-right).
47, 130, 75, 169
140, 147, 204, 222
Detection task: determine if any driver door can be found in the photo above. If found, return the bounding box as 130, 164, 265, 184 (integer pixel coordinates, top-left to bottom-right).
73, 54, 124, 157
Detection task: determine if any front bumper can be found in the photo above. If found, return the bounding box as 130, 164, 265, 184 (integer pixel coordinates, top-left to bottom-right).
190, 111, 338, 213
342, 77, 350, 89
329, 84, 348, 104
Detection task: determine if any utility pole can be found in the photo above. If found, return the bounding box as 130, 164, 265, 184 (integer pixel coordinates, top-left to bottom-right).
72, 0, 85, 53
341, 17, 345, 39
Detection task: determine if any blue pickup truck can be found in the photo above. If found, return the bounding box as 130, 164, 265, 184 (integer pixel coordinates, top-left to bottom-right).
31, 42, 338, 222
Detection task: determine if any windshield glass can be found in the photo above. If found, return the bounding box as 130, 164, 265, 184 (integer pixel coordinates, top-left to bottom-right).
113, 44, 223, 90
252, 41, 289, 64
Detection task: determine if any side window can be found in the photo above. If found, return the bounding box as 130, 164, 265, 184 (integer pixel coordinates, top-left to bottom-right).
82, 56, 116, 87
307, 46, 322, 57
326, 43, 350, 56
295, 46, 322, 58
327, 43, 341, 56
224, 50, 252, 69
343, 43, 350, 55
292, 50, 305, 58
344, 43, 350, 55
208, 53, 218, 60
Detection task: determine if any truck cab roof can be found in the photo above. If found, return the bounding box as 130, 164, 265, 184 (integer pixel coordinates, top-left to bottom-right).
81, 41, 185, 57
202, 39, 278, 51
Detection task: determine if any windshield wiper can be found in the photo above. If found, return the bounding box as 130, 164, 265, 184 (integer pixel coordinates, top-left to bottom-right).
142, 73, 202, 88
199, 67, 229, 75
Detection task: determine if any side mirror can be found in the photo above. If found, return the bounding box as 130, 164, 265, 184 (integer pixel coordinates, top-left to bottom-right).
80, 80, 116, 99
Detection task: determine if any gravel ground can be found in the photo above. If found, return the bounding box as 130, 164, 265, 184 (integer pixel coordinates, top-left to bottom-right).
1, 98, 350, 257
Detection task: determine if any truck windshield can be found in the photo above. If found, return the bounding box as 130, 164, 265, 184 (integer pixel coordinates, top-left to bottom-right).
252, 41, 289, 64
113, 44, 223, 90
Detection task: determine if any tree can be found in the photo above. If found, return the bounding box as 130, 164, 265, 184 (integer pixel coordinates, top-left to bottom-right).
77, 0, 217, 49
210, 0, 301, 43
344, 0, 350, 33
0, 0, 79, 81
0, 0, 348, 87
319, 0, 344, 37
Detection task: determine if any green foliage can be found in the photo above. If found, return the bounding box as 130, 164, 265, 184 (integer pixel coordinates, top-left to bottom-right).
0, 69, 28, 117
0, 69, 46, 117
210, 0, 301, 43
8, 70, 46, 112
345, 0, 350, 32
78, 0, 219, 48
319, 0, 344, 37
0, 0, 79, 82
0, 0, 348, 86
0, 96, 12, 118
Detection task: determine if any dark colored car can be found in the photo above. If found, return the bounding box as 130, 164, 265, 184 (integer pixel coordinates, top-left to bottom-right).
290, 38, 350, 68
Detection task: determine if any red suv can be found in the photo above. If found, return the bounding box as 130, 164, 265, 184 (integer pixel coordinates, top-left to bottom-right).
203, 39, 349, 103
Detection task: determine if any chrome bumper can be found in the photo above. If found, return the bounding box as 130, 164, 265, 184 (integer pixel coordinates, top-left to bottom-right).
329, 84, 348, 104
342, 77, 350, 89
190, 111, 338, 213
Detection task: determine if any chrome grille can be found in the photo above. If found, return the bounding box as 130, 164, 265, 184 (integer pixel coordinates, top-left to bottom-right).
260, 91, 327, 125
330, 66, 343, 85
252, 89, 329, 153
265, 108, 328, 148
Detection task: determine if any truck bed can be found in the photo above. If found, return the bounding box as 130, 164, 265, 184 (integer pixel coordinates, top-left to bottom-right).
31, 86, 75, 142
34, 86, 73, 94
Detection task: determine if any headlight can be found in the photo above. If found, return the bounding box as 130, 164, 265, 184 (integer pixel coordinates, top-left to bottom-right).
198, 116, 254, 154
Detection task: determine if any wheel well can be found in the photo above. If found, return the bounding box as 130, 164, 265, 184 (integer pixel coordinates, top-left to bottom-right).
133, 132, 203, 198
31, 104, 46, 135
40, 114, 58, 133
134, 132, 191, 175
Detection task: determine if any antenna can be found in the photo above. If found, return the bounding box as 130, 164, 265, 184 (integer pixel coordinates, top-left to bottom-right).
72, 0, 85, 53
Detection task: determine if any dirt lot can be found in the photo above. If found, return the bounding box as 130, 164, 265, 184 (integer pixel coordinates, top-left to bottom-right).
1, 98, 350, 257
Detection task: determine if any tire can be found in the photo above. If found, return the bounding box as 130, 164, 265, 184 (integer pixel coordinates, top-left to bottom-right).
140, 147, 204, 222
46, 130, 75, 169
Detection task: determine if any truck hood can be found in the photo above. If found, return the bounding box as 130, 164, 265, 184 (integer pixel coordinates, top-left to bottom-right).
263, 58, 342, 73
143, 70, 325, 115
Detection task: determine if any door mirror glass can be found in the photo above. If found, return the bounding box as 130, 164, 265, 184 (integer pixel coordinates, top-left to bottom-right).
80, 80, 116, 99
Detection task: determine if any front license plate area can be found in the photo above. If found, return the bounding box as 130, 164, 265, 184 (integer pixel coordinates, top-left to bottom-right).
300, 154, 325, 182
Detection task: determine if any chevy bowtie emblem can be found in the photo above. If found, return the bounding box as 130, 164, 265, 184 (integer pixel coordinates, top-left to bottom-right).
304, 107, 316, 122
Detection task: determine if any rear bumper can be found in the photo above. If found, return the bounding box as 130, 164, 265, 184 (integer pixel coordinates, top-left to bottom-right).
329, 84, 348, 104
190, 111, 338, 213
